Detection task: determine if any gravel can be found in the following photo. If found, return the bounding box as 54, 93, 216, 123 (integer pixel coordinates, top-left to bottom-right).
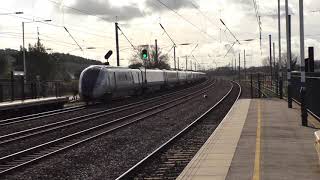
129, 82, 241, 179
0, 80, 206, 121
3, 79, 231, 180
0, 79, 214, 157
0, 80, 208, 136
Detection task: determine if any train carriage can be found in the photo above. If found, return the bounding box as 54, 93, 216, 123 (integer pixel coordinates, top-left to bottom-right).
177, 71, 187, 84
163, 70, 179, 87
79, 65, 206, 103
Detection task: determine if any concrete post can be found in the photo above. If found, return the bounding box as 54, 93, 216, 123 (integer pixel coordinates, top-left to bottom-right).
115, 22, 120, 67
174, 46, 176, 70
288, 15, 293, 108
269, 35, 273, 87
278, 0, 283, 99
251, 74, 253, 98
11, 71, 15, 101
238, 53, 241, 82
299, 0, 308, 126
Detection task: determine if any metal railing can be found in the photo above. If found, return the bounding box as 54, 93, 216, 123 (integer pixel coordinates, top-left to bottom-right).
247, 72, 320, 121
291, 72, 320, 119
0, 78, 78, 103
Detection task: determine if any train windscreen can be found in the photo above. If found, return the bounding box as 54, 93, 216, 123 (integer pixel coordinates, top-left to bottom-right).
81, 67, 100, 97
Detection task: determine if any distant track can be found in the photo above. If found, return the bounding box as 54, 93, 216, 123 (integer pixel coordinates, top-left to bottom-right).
0, 79, 208, 127
0, 79, 216, 176
116, 81, 241, 179
0, 105, 86, 126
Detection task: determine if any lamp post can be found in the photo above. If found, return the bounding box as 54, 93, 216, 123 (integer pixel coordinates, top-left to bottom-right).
22, 19, 51, 82
175, 43, 192, 71
224, 39, 255, 79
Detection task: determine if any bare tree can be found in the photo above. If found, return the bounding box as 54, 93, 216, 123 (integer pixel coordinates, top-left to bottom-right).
278, 52, 298, 71
262, 52, 298, 71
129, 45, 170, 70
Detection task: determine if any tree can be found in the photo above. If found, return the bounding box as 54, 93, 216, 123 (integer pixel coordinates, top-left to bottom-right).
280, 52, 298, 71
0, 55, 10, 78
129, 45, 171, 70
0, 45, 101, 81
262, 52, 298, 71
129, 62, 143, 69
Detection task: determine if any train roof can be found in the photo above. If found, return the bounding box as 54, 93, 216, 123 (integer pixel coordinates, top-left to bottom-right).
86, 65, 206, 74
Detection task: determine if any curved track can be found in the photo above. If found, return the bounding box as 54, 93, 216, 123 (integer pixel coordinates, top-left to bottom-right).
0, 80, 209, 126
0, 80, 214, 146
0, 79, 216, 176
116, 81, 241, 179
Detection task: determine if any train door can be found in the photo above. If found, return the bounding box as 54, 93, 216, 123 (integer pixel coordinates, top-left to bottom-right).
107, 70, 116, 91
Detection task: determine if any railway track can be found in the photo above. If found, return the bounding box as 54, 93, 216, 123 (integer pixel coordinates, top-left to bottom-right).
0, 79, 217, 176
0, 80, 215, 147
0, 79, 209, 127
116, 81, 241, 179
0, 80, 214, 144
0, 105, 86, 125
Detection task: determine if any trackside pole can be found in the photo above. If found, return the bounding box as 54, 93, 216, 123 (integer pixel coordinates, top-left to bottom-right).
238, 53, 240, 82
278, 0, 283, 99
299, 0, 308, 126
250, 74, 253, 98
115, 22, 120, 67
258, 73, 261, 98
286, 0, 293, 108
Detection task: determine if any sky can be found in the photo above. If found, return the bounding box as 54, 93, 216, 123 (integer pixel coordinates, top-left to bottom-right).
0, 0, 320, 69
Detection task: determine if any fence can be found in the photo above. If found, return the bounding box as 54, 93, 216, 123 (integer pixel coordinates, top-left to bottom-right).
291, 72, 320, 118
0, 77, 78, 102
248, 72, 320, 119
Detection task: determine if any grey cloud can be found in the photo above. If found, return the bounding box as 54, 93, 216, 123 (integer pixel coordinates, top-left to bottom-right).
226, 0, 295, 20
65, 0, 144, 22
225, 0, 252, 10
260, 5, 295, 19
145, 0, 196, 12
61, 0, 200, 21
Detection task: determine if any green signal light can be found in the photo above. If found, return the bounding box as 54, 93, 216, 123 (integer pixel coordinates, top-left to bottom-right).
142, 49, 148, 60
143, 54, 148, 59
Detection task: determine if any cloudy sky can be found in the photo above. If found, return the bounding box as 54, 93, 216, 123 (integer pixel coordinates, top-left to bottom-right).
0, 0, 320, 69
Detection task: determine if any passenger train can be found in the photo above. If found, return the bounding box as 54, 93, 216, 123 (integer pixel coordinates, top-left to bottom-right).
79, 65, 206, 103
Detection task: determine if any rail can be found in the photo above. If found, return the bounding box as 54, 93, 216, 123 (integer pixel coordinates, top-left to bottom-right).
115, 81, 241, 179
0, 79, 217, 176
0, 79, 210, 126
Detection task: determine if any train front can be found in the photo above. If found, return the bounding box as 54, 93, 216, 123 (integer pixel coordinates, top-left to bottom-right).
79, 66, 106, 102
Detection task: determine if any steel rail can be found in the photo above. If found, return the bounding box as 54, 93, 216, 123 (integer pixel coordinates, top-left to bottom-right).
115, 81, 241, 179
0, 79, 217, 176
0, 79, 209, 126
0, 105, 86, 124
0, 80, 214, 145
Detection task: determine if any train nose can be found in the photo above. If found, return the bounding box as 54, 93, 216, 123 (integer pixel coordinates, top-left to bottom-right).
80, 67, 101, 99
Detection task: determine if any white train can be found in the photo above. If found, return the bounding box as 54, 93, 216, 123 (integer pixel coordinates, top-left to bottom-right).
79, 65, 206, 103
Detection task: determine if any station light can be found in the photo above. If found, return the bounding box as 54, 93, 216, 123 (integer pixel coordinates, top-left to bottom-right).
142, 49, 148, 60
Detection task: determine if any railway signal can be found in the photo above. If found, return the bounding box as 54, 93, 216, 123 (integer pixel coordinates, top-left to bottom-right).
104, 50, 113, 65
142, 49, 148, 60
104, 50, 113, 60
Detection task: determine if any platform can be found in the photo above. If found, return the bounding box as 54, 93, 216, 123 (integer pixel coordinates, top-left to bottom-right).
0, 97, 69, 111
177, 98, 320, 180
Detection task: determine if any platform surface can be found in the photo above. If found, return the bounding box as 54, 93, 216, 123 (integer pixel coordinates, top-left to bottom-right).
177, 98, 320, 180
0, 96, 69, 110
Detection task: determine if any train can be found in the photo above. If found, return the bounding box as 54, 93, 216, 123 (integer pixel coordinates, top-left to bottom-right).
79, 65, 206, 103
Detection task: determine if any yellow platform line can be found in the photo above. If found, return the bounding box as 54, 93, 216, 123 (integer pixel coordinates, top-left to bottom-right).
252, 100, 261, 180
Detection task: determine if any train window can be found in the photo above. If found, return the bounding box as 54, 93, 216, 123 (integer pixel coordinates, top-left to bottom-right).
117, 72, 132, 82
